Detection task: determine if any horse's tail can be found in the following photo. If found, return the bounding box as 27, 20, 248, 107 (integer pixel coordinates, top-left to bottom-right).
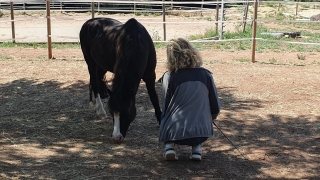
109, 18, 147, 114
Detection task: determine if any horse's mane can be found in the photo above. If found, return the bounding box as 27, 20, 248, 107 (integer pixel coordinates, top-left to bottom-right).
108, 18, 146, 114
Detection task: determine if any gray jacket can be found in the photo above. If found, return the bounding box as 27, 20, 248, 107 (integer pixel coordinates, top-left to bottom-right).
159, 67, 221, 143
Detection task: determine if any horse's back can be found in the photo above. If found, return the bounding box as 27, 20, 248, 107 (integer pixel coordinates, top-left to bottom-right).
80, 18, 121, 40
79, 18, 155, 73
107, 18, 157, 113
120, 18, 157, 78
80, 18, 122, 71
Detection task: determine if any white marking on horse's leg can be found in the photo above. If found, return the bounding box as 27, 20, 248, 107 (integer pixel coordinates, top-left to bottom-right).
94, 94, 107, 120
112, 112, 124, 143
89, 94, 96, 108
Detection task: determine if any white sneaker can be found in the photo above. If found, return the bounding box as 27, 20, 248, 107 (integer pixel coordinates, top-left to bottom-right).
164, 143, 178, 161
190, 145, 202, 161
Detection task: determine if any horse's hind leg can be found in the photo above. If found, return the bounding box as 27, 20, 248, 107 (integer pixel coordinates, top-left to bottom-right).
143, 72, 162, 124
91, 93, 107, 119
94, 67, 108, 119
86, 58, 108, 119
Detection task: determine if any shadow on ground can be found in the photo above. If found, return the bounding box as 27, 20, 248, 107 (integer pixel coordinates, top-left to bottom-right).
0, 78, 319, 179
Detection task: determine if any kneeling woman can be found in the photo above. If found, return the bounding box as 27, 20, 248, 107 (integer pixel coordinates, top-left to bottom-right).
159, 38, 221, 161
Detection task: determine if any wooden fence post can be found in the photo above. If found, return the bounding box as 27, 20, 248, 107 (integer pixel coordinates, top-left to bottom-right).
201, 0, 204, 10
10, 1, 15, 43
243, 0, 249, 32
46, 0, 52, 59
251, 0, 258, 63
219, 0, 225, 40
134, 0, 136, 15
296, 0, 299, 16
162, 0, 166, 41
278, 3, 281, 11
215, 0, 219, 34
91, 1, 95, 18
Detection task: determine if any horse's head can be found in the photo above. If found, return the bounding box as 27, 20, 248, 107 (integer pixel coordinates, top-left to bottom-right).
121, 105, 137, 135
108, 89, 137, 143
110, 105, 136, 143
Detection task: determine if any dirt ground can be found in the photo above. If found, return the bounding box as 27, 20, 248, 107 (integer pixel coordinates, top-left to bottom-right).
0, 46, 319, 179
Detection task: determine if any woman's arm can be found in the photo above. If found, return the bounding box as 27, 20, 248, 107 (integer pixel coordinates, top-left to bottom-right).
208, 73, 221, 120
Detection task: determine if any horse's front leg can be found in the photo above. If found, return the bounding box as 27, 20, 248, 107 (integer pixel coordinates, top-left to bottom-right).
143, 73, 162, 124
111, 112, 124, 143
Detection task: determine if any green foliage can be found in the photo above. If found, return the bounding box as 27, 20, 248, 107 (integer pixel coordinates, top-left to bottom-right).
51, 43, 80, 49
135, 11, 151, 16
275, 12, 286, 20
280, 0, 317, 1
188, 28, 218, 40
153, 42, 167, 49
36, 55, 46, 60
266, 2, 276, 7
268, 58, 278, 64
0, 42, 46, 48
301, 4, 310, 9
297, 54, 306, 60
191, 42, 214, 51
0, 42, 80, 49
0, 55, 13, 61
150, 29, 161, 41
234, 58, 250, 63
298, 0, 318, 2
184, 18, 320, 52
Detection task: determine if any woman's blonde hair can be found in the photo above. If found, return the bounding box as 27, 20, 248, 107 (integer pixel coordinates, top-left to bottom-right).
166, 38, 203, 72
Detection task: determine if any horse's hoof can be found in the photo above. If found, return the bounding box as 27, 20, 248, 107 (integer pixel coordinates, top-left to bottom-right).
112, 136, 124, 143
100, 114, 107, 120
89, 101, 95, 108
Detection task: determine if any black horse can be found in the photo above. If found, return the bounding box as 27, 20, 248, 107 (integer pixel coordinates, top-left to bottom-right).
80, 18, 161, 143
